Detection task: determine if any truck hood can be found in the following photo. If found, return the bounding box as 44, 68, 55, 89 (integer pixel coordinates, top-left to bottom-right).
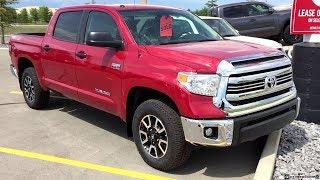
225, 36, 283, 50
145, 40, 281, 72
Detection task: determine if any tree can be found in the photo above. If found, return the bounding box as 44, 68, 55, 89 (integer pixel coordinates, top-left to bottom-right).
18, 8, 29, 23
29, 8, 39, 23
0, 0, 18, 44
192, 7, 209, 16
39, 6, 51, 23
205, 0, 218, 8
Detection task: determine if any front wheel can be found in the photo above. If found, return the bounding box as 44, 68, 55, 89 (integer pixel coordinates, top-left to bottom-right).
132, 99, 191, 171
282, 25, 303, 45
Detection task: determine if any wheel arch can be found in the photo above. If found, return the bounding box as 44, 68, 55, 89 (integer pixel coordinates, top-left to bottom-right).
17, 57, 35, 90
125, 86, 180, 137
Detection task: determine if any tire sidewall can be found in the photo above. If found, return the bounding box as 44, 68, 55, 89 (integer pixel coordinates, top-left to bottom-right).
283, 25, 302, 45
21, 68, 43, 108
132, 101, 183, 169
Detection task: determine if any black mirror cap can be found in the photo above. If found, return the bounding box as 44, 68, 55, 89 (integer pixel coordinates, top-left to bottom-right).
268, 7, 275, 14
86, 32, 124, 50
87, 40, 124, 49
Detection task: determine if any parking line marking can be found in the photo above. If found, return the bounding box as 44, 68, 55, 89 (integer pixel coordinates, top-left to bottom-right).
10, 91, 23, 95
0, 147, 174, 180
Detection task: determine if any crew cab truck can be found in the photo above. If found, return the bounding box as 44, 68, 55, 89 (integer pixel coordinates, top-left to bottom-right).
9, 5, 300, 171
209, 2, 302, 45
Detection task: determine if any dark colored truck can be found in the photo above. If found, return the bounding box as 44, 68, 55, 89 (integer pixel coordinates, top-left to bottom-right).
209, 2, 302, 45
9, 4, 300, 171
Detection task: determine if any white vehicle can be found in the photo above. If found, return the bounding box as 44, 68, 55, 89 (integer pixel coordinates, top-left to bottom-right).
200, 16, 284, 52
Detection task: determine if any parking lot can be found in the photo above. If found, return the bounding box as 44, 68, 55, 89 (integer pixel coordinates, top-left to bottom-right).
0, 49, 265, 179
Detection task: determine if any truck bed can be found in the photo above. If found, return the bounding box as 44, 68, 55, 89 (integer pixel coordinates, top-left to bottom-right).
10, 33, 45, 49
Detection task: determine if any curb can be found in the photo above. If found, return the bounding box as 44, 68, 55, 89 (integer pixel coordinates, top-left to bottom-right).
254, 129, 282, 180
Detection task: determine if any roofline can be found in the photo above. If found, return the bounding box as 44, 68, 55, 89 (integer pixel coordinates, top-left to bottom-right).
199, 16, 222, 20
218, 1, 269, 8
57, 4, 179, 11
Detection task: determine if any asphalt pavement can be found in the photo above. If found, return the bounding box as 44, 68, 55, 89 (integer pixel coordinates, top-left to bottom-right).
0, 49, 263, 180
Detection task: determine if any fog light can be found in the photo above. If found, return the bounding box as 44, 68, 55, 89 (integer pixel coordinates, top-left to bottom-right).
205, 128, 213, 136
204, 127, 218, 139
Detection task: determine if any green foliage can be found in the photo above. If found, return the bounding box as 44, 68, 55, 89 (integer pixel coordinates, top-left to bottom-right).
192, 7, 209, 16
18, 8, 29, 23
39, 6, 52, 23
29, 8, 39, 23
205, 0, 218, 8
0, 0, 18, 44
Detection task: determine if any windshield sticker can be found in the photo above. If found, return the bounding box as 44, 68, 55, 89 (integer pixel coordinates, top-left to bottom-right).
160, 15, 173, 37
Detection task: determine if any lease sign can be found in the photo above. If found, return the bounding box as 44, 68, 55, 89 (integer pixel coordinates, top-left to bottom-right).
291, 0, 320, 34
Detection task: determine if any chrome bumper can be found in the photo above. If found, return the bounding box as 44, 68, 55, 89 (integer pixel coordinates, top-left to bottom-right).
181, 97, 300, 147
10, 64, 18, 78
181, 117, 234, 147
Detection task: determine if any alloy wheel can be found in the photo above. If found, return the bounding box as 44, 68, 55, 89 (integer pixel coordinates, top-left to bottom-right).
139, 115, 168, 158
23, 75, 35, 102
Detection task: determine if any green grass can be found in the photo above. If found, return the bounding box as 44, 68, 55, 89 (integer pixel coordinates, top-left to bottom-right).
4, 25, 47, 35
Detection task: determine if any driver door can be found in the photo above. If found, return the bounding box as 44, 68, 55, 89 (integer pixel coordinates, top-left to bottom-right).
75, 10, 125, 116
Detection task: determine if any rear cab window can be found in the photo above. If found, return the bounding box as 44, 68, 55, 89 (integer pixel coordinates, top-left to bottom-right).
223, 5, 248, 18
53, 11, 83, 42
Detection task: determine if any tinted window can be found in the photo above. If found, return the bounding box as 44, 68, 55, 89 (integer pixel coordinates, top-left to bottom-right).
247, 4, 270, 16
53, 11, 83, 42
203, 19, 238, 37
85, 11, 121, 42
223, 6, 248, 18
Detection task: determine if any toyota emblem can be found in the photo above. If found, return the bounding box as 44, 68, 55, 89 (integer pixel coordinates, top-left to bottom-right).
265, 76, 277, 89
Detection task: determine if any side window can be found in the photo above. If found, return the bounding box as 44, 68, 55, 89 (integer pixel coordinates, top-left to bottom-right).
85, 11, 121, 43
247, 4, 270, 16
223, 6, 248, 18
53, 11, 83, 42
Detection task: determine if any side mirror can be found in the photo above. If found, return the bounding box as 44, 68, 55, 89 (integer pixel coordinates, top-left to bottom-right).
268, 7, 275, 14
86, 32, 123, 50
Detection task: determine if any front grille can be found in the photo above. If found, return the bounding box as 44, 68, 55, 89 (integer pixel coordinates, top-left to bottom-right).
226, 64, 294, 105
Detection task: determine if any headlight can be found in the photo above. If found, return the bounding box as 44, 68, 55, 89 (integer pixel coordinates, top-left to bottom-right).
177, 72, 221, 96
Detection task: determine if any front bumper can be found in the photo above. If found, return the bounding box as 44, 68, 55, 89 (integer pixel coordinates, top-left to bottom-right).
181, 97, 300, 147
10, 64, 18, 78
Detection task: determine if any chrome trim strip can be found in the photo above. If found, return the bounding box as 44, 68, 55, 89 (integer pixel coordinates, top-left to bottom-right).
295, 97, 301, 119
10, 64, 18, 78
181, 117, 234, 147
228, 67, 292, 84
226, 81, 293, 101
225, 87, 297, 117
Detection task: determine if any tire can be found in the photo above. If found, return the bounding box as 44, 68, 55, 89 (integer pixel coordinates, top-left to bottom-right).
132, 99, 191, 171
21, 67, 50, 109
282, 25, 303, 45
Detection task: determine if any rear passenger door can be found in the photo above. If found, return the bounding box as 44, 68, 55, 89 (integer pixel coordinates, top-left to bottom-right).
223, 5, 251, 34
41, 11, 83, 99
75, 10, 125, 116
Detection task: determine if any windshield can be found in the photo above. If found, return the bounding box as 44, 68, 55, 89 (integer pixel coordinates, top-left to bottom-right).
203, 19, 239, 37
119, 9, 222, 45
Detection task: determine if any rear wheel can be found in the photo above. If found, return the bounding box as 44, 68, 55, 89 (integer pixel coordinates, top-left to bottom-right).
282, 25, 302, 45
132, 99, 191, 171
21, 67, 50, 109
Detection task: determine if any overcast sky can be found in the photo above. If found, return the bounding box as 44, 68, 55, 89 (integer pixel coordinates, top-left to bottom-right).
14, 0, 293, 10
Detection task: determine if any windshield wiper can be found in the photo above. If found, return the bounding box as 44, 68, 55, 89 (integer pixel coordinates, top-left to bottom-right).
196, 39, 218, 42
223, 34, 236, 37
160, 41, 193, 45
160, 39, 218, 45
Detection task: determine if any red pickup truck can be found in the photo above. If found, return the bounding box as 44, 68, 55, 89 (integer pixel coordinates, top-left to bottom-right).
9, 4, 300, 171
